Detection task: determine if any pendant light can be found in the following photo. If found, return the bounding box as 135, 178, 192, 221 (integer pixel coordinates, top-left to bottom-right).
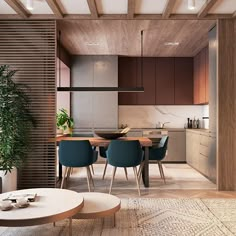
57, 30, 144, 92
26, 0, 34, 10
188, 0, 196, 10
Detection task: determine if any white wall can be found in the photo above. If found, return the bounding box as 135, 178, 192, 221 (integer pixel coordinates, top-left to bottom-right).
119, 105, 207, 128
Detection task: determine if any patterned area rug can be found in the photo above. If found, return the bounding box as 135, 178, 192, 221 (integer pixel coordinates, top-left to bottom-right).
1, 198, 236, 236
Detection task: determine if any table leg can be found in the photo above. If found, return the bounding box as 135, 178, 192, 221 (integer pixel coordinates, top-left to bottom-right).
113, 214, 116, 228
68, 217, 72, 236
142, 147, 149, 187
59, 162, 62, 179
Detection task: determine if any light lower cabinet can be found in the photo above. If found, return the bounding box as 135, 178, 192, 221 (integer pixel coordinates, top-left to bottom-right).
165, 131, 186, 162
186, 130, 216, 183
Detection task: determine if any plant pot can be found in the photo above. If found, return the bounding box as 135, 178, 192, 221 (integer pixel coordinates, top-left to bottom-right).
0, 168, 17, 193
57, 128, 63, 135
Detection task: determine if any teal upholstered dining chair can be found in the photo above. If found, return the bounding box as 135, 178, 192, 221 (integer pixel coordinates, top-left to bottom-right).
106, 140, 143, 196
71, 133, 96, 175
148, 135, 169, 183
59, 140, 98, 191
99, 146, 129, 180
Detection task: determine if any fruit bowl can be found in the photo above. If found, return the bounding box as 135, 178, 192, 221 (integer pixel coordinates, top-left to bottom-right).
95, 131, 127, 139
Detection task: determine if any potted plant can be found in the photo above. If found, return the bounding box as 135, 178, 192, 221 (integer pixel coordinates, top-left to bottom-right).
0, 65, 35, 193
56, 108, 74, 134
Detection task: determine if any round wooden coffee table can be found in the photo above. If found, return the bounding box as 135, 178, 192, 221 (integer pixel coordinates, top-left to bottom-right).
73, 192, 121, 227
0, 188, 84, 236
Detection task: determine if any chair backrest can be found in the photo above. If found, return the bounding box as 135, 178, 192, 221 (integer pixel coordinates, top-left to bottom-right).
59, 140, 94, 167
99, 146, 107, 158
160, 135, 169, 151
106, 140, 143, 167
149, 136, 169, 161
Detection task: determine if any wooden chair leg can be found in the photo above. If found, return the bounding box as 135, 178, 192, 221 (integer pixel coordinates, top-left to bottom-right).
138, 161, 144, 181
86, 167, 91, 192
90, 164, 95, 175
70, 168, 73, 176
133, 166, 141, 196
61, 167, 68, 189
157, 162, 163, 179
124, 167, 128, 180
66, 167, 71, 179
109, 167, 117, 194
102, 160, 108, 179
159, 162, 166, 184
87, 166, 94, 189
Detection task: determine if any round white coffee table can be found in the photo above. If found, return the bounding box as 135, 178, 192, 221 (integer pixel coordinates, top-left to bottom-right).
73, 192, 121, 227
0, 188, 84, 236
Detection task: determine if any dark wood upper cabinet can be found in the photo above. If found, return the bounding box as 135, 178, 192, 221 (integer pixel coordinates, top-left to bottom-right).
174, 58, 193, 105
194, 53, 200, 104
205, 47, 209, 103
156, 58, 175, 105
136, 58, 156, 105
193, 46, 209, 104
118, 57, 137, 105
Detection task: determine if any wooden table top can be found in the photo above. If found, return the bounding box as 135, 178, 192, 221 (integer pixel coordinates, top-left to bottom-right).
0, 188, 84, 227
73, 192, 121, 219
55, 136, 152, 147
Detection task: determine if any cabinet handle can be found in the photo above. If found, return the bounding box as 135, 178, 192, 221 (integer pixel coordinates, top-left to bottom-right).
200, 152, 208, 158
200, 143, 208, 147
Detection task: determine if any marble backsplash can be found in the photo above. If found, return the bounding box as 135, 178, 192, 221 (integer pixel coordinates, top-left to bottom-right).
119, 105, 209, 129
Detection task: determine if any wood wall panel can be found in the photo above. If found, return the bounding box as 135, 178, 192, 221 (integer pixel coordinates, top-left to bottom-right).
0, 20, 56, 189
217, 19, 236, 191
156, 57, 175, 105
174, 58, 193, 105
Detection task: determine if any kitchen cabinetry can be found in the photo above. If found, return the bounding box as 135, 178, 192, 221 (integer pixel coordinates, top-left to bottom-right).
136, 58, 156, 105
186, 129, 216, 183
118, 57, 193, 105
165, 131, 186, 162
174, 58, 193, 105
194, 46, 209, 104
156, 58, 175, 105
118, 57, 137, 105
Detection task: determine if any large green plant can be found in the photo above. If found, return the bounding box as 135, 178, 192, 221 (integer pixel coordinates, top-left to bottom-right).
0, 65, 35, 174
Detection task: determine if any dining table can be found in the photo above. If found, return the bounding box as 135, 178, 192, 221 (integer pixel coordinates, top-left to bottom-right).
56, 136, 152, 187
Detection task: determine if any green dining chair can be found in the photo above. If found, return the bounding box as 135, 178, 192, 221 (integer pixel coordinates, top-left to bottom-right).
99, 146, 129, 181
71, 133, 96, 175
148, 136, 169, 183
106, 140, 143, 196
59, 140, 98, 191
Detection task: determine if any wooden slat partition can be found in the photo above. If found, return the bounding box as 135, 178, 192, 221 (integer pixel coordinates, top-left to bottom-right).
0, 20, 56, 189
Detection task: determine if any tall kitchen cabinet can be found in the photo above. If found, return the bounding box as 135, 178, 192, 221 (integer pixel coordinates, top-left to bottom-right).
118, 57, 193, 105
194, 46, 209, 104
71, 56, 118, 129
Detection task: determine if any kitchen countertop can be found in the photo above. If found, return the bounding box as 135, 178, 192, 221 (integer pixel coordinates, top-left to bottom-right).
129, 128, 186, 132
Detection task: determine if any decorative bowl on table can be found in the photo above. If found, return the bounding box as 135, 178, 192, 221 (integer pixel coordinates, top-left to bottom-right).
95, 131, 127, 140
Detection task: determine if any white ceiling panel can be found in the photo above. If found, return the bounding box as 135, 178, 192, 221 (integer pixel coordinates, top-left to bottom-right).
0, 1, 17, 14
173, 0, 206, 14
56, 0, 90, 14
209, 0, 236, 14
19, 0, 53, 14
95, 0, 128, 14
135, 0, 168, 14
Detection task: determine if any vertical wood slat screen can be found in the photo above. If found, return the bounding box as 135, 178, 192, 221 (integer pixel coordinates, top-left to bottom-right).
0, 20, 56, 189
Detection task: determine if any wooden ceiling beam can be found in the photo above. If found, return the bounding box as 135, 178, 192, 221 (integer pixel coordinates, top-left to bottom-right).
45, 0, 63, 18
162, 0, 177, 19
4, 0, 30, 18
87, 0, 98, 18
127, 0, 135, 19
198, 0, 218, 18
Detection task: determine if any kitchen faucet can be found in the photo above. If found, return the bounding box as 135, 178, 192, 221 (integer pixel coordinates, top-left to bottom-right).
156, 122, 170, 129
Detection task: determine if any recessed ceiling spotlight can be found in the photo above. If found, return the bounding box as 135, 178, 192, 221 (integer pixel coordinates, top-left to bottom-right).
164, 42, 180, 46
188, 0, 196, 10
26, 0, 34, 11
86, 42, 100, 46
